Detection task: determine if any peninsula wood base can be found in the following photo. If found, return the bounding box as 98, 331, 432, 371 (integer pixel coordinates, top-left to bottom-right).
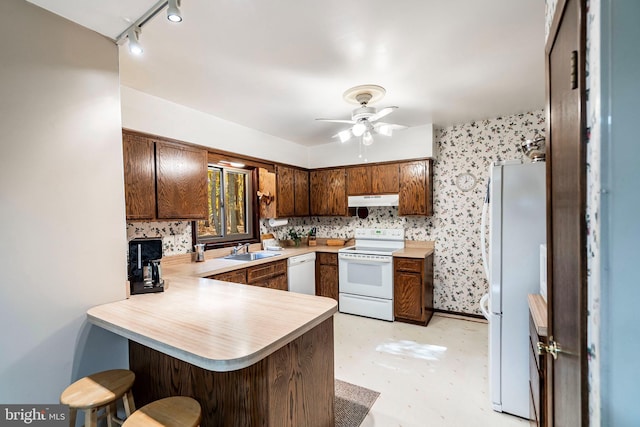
129, 317, 335, 427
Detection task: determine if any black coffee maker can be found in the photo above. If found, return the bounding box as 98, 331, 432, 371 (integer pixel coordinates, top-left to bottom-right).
128, 238, 164, 295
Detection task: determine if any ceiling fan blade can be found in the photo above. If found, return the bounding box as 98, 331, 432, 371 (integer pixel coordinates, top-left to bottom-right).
373, 122, 408, 136
369, 106, 398, 122
315, 118, 356, 124
331, 129, 353, 143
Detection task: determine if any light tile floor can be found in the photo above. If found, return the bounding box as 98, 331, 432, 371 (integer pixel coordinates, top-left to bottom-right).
334, 313, 529, 427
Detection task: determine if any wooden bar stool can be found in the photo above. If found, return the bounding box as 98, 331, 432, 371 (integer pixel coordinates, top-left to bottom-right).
60, 369, 135, 427
122, 397, 201, 427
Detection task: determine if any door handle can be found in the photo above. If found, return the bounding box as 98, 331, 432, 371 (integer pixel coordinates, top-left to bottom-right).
537, 338, 562, 360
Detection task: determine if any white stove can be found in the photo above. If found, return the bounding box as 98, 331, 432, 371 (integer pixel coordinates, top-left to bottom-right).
338, 228, 404, 321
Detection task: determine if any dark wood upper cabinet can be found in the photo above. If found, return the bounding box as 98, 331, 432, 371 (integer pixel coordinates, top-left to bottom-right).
347, 166, 371, 195
258, 166, 309, 218
399, 160, 433, 216
155, 140, 208, 220
275, 165, 295, 217
371, 163, 400, 194
293, 168, 310, 216
310, 168, 347, 216
123, 132, 156, 220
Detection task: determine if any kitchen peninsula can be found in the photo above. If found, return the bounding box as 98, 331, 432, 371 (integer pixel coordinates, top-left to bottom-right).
88, 272, 337, 427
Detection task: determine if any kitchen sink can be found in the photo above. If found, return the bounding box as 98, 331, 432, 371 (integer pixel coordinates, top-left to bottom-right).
223, 251, 281, 261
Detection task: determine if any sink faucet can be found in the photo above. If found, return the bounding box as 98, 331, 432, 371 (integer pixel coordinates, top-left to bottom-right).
231, 243, 250, 255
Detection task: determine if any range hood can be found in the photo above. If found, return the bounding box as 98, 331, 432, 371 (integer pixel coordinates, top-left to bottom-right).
348, 194, 399, 207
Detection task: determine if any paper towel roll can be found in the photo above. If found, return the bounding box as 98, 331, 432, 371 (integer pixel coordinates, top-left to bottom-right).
268, 218, 288, 227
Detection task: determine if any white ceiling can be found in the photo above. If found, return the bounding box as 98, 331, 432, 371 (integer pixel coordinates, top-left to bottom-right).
28, 0, 545, 147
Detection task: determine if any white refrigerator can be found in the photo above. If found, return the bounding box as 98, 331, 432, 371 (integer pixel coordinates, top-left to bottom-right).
479, 160, 546, 419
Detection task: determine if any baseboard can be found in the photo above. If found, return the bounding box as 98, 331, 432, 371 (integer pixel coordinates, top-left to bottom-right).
433, 309, 487, 323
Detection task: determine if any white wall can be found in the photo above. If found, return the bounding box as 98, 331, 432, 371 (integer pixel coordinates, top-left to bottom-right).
307, 124, 435, 169
121, 86, 309, 167
0, 0, 128, 403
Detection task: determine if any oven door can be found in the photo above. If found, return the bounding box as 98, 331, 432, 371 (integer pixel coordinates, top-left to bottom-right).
338, 253, 393, 299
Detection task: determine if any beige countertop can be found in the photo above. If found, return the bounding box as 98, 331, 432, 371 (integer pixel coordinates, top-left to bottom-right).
88, 276, 337, 372
87, 240, 433, 373
164, 242, 435, 278
528, 294, 548, 337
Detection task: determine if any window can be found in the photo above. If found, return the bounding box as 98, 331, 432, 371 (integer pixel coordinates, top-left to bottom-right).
195, 165, 254, 245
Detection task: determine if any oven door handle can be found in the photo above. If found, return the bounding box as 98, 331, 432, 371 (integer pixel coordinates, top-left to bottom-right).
338, 255, 392, 264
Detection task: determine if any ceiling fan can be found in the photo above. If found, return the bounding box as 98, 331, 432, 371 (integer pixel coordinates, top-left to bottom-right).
316, 84, 408, 146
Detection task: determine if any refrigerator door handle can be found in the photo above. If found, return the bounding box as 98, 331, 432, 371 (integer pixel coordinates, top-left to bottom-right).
481, 198, 490, 281
480, 293, 490, 320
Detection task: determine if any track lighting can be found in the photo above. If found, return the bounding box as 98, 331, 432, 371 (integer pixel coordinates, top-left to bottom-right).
167, 0, 183, 23
127, 27, 143, 55
117, 1, 185, 56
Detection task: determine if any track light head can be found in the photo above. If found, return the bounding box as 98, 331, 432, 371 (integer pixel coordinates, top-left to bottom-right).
167, 0, 183, 22
127, 27, 143, 55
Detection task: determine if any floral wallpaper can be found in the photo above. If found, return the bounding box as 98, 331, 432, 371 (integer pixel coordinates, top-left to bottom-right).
262, 111, 545, 315
585, 0, 601, 423
126, 221, 193, 256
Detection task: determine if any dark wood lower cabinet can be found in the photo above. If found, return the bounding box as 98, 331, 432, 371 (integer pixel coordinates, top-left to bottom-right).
247, 259, 288, 291
529, 310, 547, 426
129, 317, 334, 427
316, 253, 338, 301
209, 269, 247, 284
393, 255, 434, 326
208, 260, 287, 291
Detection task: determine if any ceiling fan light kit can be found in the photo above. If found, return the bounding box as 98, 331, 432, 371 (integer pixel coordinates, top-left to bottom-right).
316, 84, 408, 151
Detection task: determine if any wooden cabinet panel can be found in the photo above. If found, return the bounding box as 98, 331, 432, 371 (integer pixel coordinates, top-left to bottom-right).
123, 132, 156, 220
293, 168, 310, 216
316, 252, 338, 266
316, 253, 338, 301
371, 163, 399, 194
258, 168, 277, 218
247, 259, 287, 289
210, 269, 247, 284
265, 274, 288, 291
399, 160, 433, 216
394, 271, 423, 320
156, 141, 208, 220
393, 255, 434, 325
394, 258, 422, 273
259, 167, 309, 218
276, 166, 295, 217
529, 313, 547, 426
310, 169, 347, 216
346, 167, 371, 195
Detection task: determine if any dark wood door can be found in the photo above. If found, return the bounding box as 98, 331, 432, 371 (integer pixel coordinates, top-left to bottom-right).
276, 165, 295, 217
155, 140, 208, 220
122, 131, 156, 220
293, 168, 310, 216
346, 166, 371, 195
546, 0, 587, 425
371, 163, 399, 194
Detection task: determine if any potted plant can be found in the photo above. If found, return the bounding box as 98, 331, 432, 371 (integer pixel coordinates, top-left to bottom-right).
288, 229, 302, 247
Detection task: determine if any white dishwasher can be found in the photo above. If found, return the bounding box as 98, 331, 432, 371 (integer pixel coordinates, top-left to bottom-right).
287, 252, 316, 295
